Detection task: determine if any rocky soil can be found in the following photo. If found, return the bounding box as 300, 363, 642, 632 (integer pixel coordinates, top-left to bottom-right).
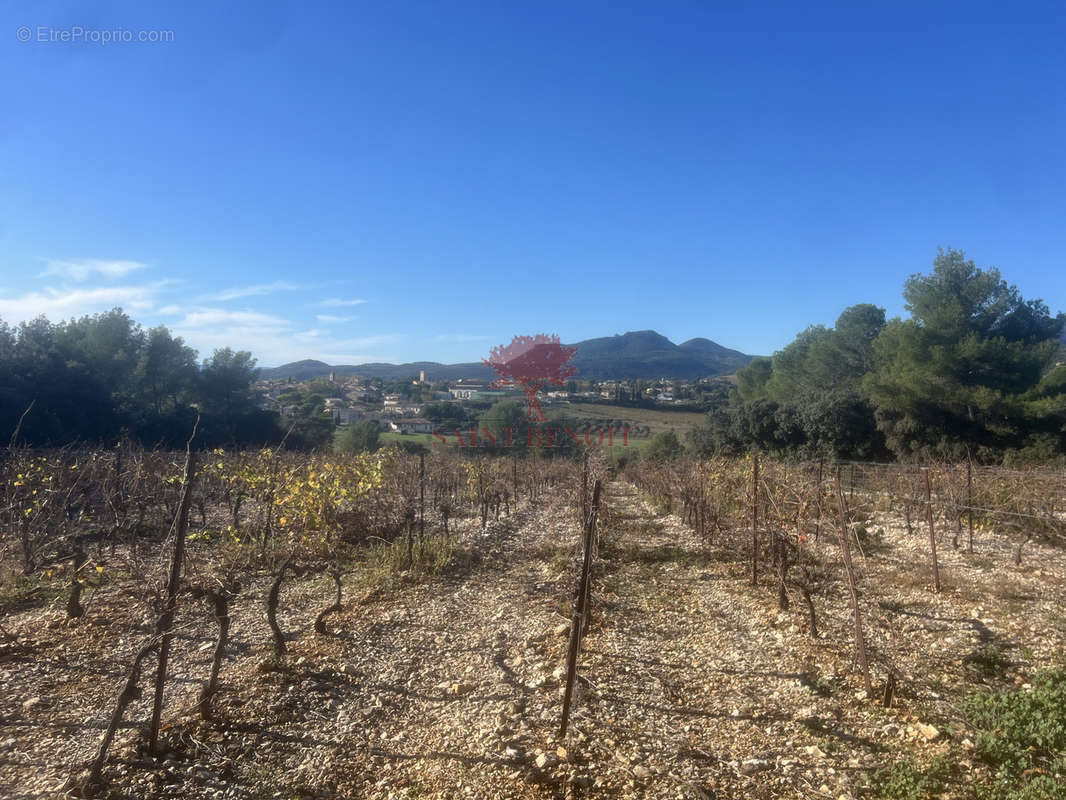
1, 481, 1064, 799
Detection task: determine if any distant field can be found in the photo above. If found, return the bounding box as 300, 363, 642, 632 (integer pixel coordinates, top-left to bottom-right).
376, 403, 706, 454
557, 402, 706, 436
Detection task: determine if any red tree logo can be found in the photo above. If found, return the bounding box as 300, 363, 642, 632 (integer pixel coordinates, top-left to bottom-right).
483, 334, 578, 422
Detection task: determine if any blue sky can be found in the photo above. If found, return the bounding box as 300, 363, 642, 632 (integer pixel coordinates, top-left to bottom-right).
2, 1, 1064, 367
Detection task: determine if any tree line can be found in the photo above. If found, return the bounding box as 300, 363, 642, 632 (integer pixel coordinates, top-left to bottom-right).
691, 248, 1066, 463
0, 309, 283, 449
5, 248, 1063, 461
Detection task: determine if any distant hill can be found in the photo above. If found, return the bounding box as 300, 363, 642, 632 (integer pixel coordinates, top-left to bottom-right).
259, 330, 754, 382
565, 330, 751, 379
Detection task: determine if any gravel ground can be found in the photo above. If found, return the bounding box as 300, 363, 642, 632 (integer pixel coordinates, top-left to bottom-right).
1, 481, 1063, 799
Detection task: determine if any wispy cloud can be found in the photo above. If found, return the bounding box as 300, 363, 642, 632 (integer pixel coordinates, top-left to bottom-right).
40, 258, 147, 282
168, 306, 402, 366
201, 281, 304, 302
1, 263, 395, 365
318, 298, 367, 307
0, 285, 159, 325
178, 307, 290, 329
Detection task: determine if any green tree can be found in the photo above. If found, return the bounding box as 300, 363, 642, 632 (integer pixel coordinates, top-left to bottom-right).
477, 400, 527, 451
334, 419, 381, 453
136, 326, 198, 415
644, 430, 684, 461
56, 309, 145, 405
736, 357, 772, 402
0, 311, 287, 448
864, 248, 1065, 458
479, 400, 525, 432
197, 348, 265, 445
424, 401, 473, 428
803, 304, 886, 391
763, 326, 830, 401
199, 348, 258, 417
705, 304, 888, 459
7, 315, 119, 443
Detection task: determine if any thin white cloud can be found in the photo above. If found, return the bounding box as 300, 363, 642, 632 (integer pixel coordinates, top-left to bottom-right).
315, 314, 355, 323
157, 304, 183, 315
0, 285, 158, 325
40, 258, 148, 282
178, 308, 289, 329
202, 281, 304, 302
168, 306, 403, 365
318, 298, 367, 307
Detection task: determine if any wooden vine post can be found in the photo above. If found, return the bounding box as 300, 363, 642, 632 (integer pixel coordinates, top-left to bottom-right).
814, 458, 824, 541
581, 451, 589, 528
966, 459, 974, 554
751, 452, 759, 587
923, 468, 941, 593
559, 480, 601, 738
418, 451, 425, 541
834, 472, 872, 694
148, 417, 199, 756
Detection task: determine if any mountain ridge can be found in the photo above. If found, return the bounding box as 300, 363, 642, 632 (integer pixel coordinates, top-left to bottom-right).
259, 331, 754, 382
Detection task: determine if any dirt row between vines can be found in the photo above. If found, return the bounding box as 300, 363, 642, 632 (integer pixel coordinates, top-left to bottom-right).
3, 480, 1064, 799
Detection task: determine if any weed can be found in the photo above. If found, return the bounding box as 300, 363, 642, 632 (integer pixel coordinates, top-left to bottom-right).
356, 534, 471, 591
869, 757, 948, 800
855, 524, 889, 555
963, 668, 1066, 799
0, 569, 66, 613
967, 554, 996, 571
964, 644, 1012, 680
533, 540, 575, 574
811, 675, 842, 697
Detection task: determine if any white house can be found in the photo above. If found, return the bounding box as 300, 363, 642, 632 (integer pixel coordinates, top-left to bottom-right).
389, 418, 433, 434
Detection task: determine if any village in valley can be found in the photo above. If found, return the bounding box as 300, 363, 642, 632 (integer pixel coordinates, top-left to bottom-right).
252, 369, 727, 437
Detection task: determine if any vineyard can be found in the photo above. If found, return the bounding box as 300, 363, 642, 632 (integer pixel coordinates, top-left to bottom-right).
1, 444, 1065, 799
